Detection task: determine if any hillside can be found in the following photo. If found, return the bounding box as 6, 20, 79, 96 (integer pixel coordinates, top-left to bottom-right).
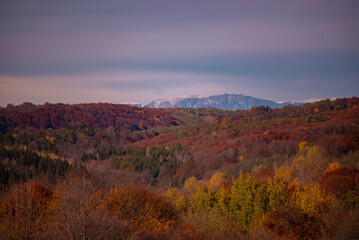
134, 97, 359, 181
0, 97, 358, 239
0, 102, 182, 132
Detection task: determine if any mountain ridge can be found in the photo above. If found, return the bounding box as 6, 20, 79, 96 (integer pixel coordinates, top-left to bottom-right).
146, 93, 300, 110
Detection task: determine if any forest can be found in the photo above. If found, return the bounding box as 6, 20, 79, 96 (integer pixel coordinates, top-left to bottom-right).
0, 97, 358, 239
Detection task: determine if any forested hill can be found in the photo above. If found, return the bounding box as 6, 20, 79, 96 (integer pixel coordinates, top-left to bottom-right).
133, 97, 359, 180
0, 102, 182, 132
1, 97, 359, 239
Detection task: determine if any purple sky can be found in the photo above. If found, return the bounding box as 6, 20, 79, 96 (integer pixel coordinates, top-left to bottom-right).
0, 0, 358, 106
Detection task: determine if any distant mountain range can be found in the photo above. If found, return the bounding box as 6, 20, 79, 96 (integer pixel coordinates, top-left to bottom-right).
145, 94, 302, 110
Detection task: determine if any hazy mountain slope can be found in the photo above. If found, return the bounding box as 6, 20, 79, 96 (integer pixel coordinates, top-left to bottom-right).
146, 94, 294, 110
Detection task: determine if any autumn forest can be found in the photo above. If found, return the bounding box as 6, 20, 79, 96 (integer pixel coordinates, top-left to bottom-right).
0, 98, 359, 240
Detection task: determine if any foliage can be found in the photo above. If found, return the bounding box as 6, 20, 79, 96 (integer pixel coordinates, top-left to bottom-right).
165, 187, 188, 213
209, 171, 231, 191
184, 176, 203, 194
0, 181, 53, 240
185, 211, 243, 240
106, 185, 177, 234
266, 176, 287, 210
0, 102, 182, 131
261, 203, 323, 240
0, 97, 359, 239
292, 184, 328, 216
112, 144, 187, 179
0, 146, 70, 188
320, 167, 359, 198
190, 186, 217, 213
228, 173, 270, 233
44, 177, 130, 240
320, 167, 359, 208
292, 144, 328, 185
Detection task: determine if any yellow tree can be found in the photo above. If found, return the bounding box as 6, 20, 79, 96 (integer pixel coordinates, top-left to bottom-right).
184, 176, 203, 194
267, 176, 287, 210
165, 187, 188, 213
209, 172, 230, 191
293, 144, 328, 185
189, 186, 217, 213
293, 184, 328, 216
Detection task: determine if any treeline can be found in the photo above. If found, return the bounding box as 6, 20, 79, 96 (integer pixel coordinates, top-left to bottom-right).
82, 143, 191, 181
0, 146, 70, 189
0, 102, 182, 132
163, 160, 359, 239
0, 157, 358, 240
0, 126, 160, 162
111, 144, 191, 180
135, 97, 359, 180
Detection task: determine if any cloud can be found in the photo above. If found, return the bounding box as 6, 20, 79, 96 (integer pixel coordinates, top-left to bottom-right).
2, 16, 358, 64
1, 0, 358, 65
0, 71, 248, 105
0, 74, 154, 105
0, 0, 358, 105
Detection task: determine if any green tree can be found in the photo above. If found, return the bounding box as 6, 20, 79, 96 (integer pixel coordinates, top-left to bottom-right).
228, 172, 269, 233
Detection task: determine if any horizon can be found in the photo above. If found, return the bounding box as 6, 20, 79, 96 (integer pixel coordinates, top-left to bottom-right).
1, 0, 359, 106
1, 92, 344, 108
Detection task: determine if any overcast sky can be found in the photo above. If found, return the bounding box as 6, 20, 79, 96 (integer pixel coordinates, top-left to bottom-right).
0, 0, 358, 106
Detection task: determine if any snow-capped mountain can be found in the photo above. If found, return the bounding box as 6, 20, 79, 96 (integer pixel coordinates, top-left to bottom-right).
146, 94, 299, 110
122, 102, 142, 108
145, 95, 202, 108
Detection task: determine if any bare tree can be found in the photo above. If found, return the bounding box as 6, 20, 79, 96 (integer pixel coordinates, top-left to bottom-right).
41, 176, 130, 240
0, 181, 52, 240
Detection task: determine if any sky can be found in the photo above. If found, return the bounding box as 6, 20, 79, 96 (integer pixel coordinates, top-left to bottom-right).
0, 0, 359, 106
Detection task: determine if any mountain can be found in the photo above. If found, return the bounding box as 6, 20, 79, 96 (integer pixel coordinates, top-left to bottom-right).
146, 93, 297, 110
122, 102, 142, 108
145, 95, 202, 108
